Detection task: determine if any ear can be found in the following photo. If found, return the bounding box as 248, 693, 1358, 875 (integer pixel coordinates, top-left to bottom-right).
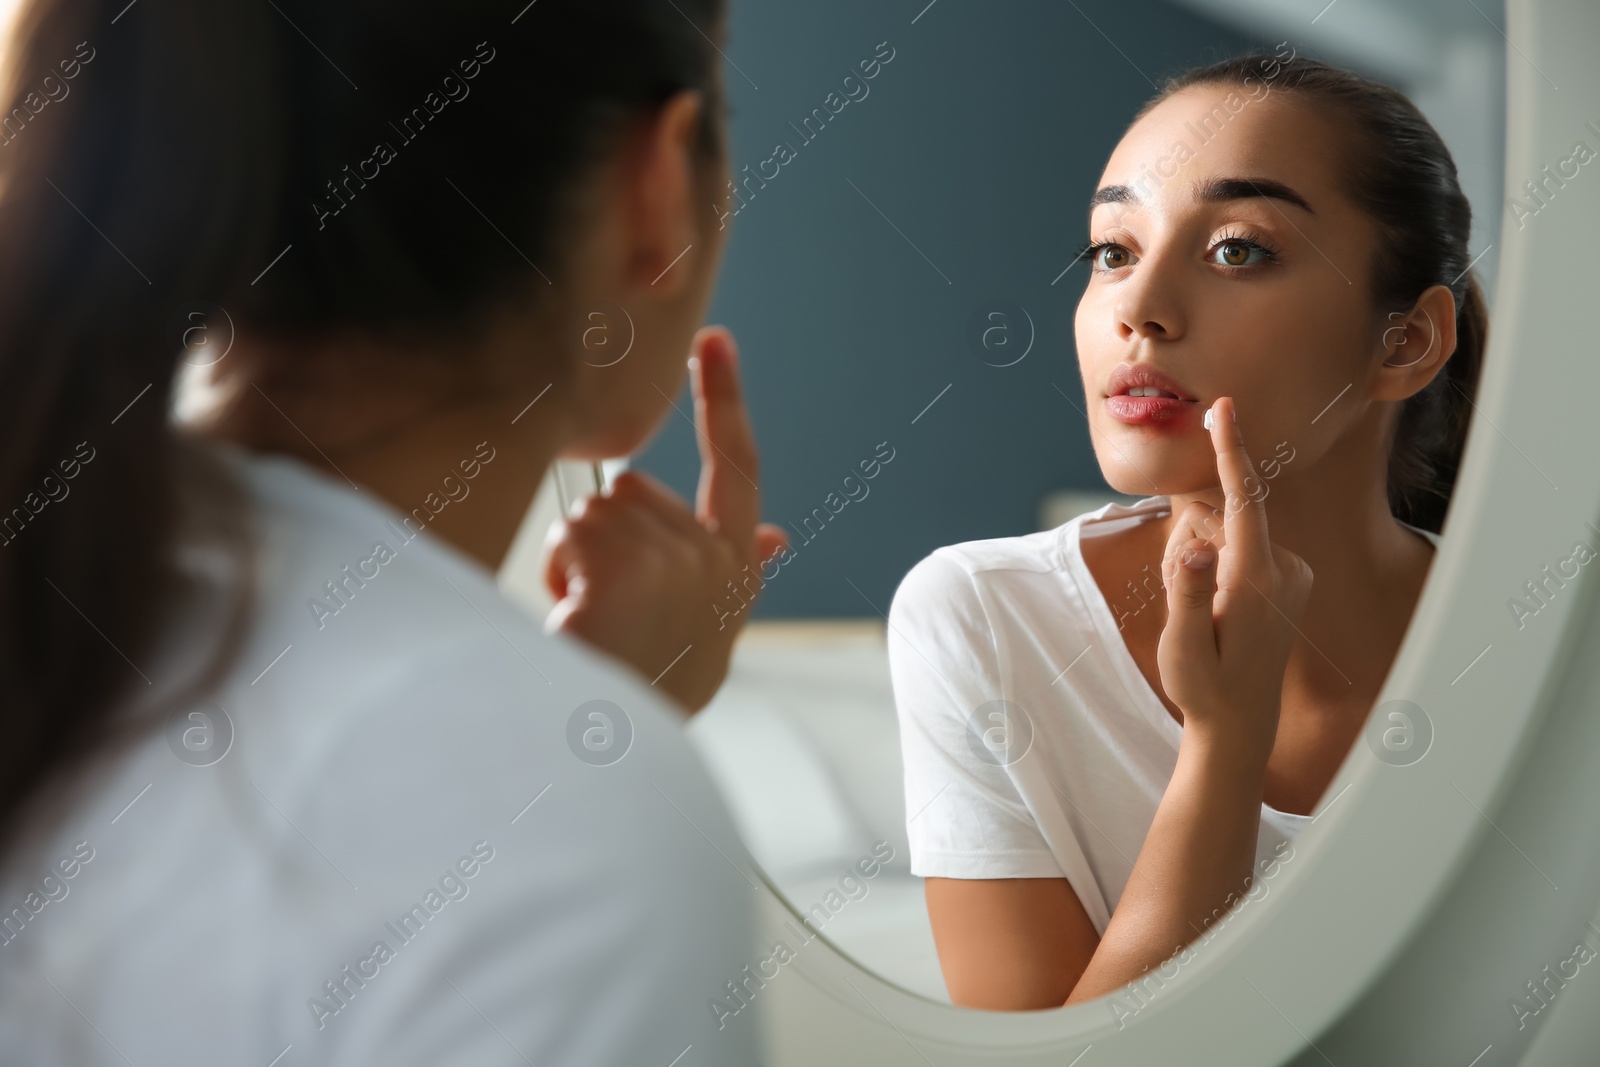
622, 88, 706, 294
1374, 283, 1457, 402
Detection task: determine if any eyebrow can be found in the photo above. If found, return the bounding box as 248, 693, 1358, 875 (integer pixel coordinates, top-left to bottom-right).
1088, 176, 1315, 216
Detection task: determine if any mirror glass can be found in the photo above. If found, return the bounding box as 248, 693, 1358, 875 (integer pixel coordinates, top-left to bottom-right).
608, 0, 1506, 1008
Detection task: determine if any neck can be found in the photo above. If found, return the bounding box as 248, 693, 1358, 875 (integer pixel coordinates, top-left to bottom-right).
188, 335, 580, 573
315, 392, 574, 571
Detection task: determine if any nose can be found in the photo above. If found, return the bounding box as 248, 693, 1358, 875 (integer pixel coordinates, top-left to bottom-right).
1112, 252, 1186, 343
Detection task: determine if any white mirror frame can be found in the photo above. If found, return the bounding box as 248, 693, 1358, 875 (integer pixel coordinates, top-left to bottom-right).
746, 0, 1600, 1060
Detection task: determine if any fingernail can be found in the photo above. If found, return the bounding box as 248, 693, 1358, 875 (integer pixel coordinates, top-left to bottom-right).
1182, 548, 1215, 569
1229, 399, 1238, 424
1204, 406, 1215, 431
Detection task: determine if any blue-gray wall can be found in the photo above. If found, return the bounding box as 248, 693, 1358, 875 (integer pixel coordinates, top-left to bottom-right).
637, 0, 1267, 618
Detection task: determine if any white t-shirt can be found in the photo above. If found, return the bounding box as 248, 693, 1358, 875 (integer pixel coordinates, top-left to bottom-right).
0, 443, 760, 1066
888, 494, 1442, 936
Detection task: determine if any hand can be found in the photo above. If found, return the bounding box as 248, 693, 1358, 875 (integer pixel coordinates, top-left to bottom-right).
1155, 396, 1315, 764
542, 327, 789, 713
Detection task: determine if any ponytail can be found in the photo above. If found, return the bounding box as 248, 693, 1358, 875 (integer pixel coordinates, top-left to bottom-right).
1389, 270, 1489, 534
0, 0, 276, 856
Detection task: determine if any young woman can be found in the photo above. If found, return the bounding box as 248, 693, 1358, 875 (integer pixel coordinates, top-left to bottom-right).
889, 54, 1485, 1011
0, 0, 787, 1063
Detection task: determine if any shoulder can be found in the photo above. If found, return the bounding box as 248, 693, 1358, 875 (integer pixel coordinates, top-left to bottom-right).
890, 528, 1067, 620
212, 442, 571, 694
248, 630, 745, 943
885, 528, 1081, 727
920, 526, 1068, 580
240, 639, 753, 1060
207, 444, 745, 910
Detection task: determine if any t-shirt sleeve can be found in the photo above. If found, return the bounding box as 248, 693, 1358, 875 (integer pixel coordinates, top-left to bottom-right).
887, 550, 1065, 879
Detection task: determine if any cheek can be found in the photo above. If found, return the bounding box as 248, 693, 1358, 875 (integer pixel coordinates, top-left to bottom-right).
1230, 338, 1358, 464
1199, 280, 1361, 388
1072, 296, 1092, 348
1073, 294, 1108, 380
1271, 290, 1374, 410
1174, 295, 1315, 461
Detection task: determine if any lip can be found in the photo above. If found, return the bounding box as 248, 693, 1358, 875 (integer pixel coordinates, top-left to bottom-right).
1104, 363, 1200, 426
1105, 362, 1197, 402
1105, 394, 1196, 425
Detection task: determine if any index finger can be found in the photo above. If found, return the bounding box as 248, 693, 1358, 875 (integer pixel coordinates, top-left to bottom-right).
690, 326, 762, 548
1208, 395, 1271, 569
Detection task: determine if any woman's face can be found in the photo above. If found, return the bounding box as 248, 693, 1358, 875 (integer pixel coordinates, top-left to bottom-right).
1074, 85, 1386, 499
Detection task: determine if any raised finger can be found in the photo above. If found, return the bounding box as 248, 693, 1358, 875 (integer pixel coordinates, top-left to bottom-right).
1207, 395, 1271, 574
690, 326, 761, 550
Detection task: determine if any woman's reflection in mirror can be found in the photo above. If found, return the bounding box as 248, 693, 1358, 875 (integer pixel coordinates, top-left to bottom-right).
890, 54, 1486, 1012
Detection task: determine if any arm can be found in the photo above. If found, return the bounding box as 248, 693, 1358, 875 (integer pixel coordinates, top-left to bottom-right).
925, 735, 1268, 1009
926, 876, 1096, 1009
1066, 733, 1265, 1003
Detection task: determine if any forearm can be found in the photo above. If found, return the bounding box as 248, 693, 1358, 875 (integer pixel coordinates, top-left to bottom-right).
1064, 733, 1267, 1005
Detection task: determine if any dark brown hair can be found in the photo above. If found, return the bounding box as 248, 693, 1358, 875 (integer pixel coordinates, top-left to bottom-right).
1142, 54, 1487, 535
0, 0, 725, 855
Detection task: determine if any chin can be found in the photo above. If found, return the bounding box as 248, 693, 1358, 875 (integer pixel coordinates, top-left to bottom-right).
560, 407, 667, 462
1100, 459, 1216, 500
559, 432, 643, 462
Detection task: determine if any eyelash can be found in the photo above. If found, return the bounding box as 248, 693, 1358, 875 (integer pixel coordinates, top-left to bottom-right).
1214, 228, 1281, 269
1074, 229, 1282, 273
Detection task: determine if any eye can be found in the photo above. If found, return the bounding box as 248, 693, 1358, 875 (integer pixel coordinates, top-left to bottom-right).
1077, 240, 1137, 272
1208, 233, 1279, 269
